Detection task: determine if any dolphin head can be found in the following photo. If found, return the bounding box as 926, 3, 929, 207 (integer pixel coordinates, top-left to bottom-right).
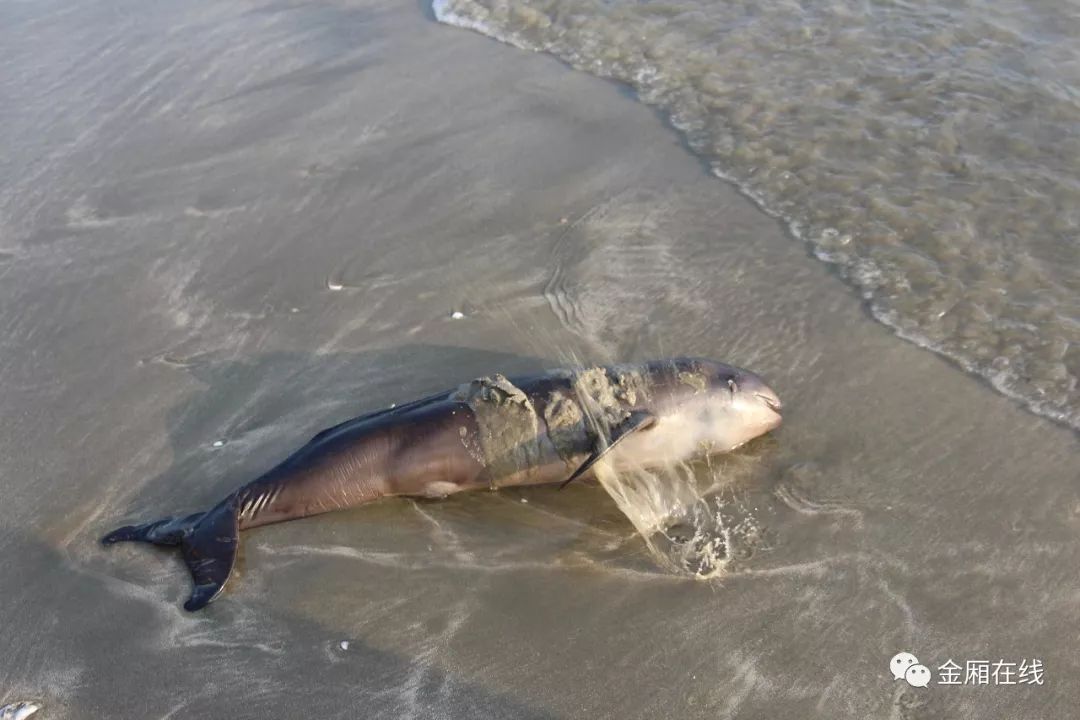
555, 358, 784, 476
696, 361, 783, 451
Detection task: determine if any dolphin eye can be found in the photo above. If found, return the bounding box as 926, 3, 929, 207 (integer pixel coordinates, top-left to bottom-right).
727, 378, 738, 393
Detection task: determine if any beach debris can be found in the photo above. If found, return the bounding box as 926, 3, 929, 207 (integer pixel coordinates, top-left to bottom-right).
211, 440, 226, 448
520, 497, 528, 504
327, 280, 344, 291
0, 701, 40, 720
450, 310, 465, 319
338, 640, 350, 651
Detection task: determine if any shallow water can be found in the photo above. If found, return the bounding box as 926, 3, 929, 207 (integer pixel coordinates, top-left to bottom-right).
2, 0, 1078, 718
434, 0, 1080, 430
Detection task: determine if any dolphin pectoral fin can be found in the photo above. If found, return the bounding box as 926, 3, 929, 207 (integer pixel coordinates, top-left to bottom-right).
179, 497, 241, 611
559, 410, 657, 490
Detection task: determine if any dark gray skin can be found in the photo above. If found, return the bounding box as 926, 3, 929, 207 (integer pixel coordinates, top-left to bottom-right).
103, 357, 782, 610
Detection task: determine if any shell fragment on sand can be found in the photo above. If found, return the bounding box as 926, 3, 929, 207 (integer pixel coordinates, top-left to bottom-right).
0, 702, 40, 720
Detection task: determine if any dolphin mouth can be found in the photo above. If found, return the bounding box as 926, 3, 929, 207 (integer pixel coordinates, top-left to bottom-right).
756, 393, 783, 416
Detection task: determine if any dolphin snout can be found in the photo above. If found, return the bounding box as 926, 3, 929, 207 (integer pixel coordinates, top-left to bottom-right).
756, 390, 782, 415
736, 371, 783, 416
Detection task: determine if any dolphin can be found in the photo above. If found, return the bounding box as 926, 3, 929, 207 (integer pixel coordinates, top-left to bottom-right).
102, 357, 782, 610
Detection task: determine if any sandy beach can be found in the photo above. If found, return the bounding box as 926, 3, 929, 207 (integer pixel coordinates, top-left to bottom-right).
1, 0, 1078, 717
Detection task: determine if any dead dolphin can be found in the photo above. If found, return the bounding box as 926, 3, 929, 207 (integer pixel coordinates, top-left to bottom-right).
102, 357, 782, 610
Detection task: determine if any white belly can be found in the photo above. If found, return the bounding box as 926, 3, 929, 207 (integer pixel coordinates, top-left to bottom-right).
607, 412, 710, 471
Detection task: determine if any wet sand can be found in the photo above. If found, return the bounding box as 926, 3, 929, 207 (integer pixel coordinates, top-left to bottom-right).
1, 0, 1077, 718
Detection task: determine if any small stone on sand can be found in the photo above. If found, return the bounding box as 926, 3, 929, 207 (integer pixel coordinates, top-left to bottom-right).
450, 310, 465, 319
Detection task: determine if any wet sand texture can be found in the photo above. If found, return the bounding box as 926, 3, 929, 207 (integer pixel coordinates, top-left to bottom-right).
1, 0, 1077, 718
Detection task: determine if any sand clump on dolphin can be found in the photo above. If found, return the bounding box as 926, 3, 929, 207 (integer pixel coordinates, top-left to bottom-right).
102, 357, 783, 610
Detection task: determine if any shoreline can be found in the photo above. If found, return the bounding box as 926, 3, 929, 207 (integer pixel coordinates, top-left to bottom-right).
432, 0, 1080, 436
1, 0, 1077, 717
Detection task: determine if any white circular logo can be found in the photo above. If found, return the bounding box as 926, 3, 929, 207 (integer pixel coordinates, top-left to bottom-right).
890, 652, 919, 681
905, 664, 931, 688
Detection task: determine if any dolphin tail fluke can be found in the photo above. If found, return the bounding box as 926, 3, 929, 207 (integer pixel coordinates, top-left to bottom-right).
102, 496, 241, 612
178, 498, 241, 611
